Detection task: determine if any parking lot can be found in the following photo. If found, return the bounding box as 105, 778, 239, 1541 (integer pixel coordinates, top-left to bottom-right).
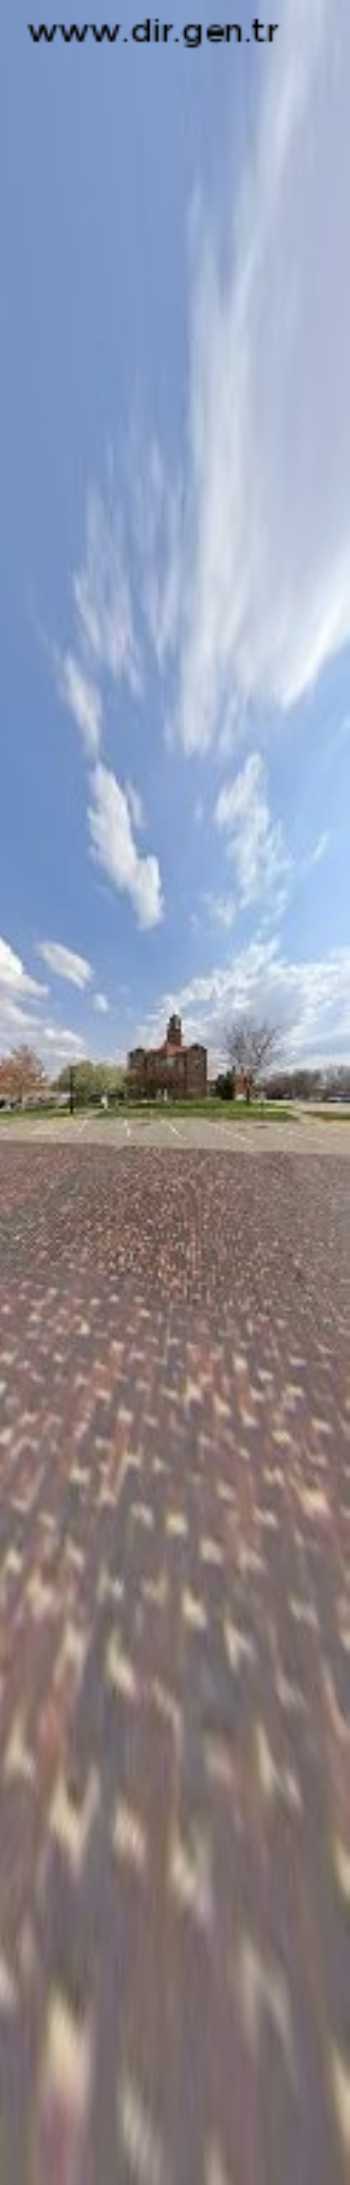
2, 1107, 350, 1154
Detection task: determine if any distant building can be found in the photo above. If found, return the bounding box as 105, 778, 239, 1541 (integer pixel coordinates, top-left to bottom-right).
127, 1014, 207, 1100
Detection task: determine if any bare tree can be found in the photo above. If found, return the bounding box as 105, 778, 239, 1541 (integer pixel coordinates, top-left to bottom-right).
223, 1015, 281, 1103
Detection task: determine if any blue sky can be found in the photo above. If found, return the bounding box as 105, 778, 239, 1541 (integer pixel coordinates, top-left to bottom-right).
1, 0, 349, 1074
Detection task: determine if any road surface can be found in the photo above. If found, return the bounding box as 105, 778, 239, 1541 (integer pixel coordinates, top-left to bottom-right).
2, 1108, 350, 1152
0, 1136, 349, 2184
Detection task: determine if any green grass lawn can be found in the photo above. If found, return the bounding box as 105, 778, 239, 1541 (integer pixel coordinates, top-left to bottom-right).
4, 1099, 350, 1127
0, 1098, 294, 1124
307, 1108, 350, 1122
0, 1106, 70, 1121
97, 1099, 294, 1122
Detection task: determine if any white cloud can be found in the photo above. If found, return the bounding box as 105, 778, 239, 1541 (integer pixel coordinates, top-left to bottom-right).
0, 938, 91, 1068
215, 754, 291, 910
140, 937, 350, 1071
0, 937, 47, 999
58, 653, 102, 757
333, 715, 350, 751
0, 943, 105, 1068
53, 0, 350, 822
88, 763, 164, 930
306, 831, 331, 869
125, 781, 145, 832
156, 0, 350, 752
42, 1027, 85, 1053
216, 697, 245, 763
132, 438, 181, 669
93, 993, 109, 1014
0, 1001, 42, 1047
37, 942, 92, 989
0, 937, 48, 1057
202, 892, 236, 930
54, 490, 168, 936
73, 486, 141, 696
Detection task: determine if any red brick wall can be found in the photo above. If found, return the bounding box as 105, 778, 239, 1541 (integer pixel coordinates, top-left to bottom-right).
127, 1040, 207, 1099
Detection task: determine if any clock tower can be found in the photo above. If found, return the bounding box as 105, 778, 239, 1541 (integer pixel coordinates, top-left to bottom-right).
166, 1014, 182, 1052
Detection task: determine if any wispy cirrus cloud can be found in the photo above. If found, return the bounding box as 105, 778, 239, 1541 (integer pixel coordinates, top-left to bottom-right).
332, 715, 350, 752
93, 992, 109, 1014
37, 942, 93, 989
142, 0, 350, 754
73, 485, 142, 697
201, 892, 236, 931
131, 438, 182, 669
57, 653, 102, 758
215, 753, 291, 912
49, 0, 350, 851
125, 780, 145, 832
55, 482, 165, 929
88, 763, 164, 930
305, 831, 331, 870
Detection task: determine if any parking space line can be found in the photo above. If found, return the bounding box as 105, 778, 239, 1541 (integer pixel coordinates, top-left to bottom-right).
217, 1124, 246, 1140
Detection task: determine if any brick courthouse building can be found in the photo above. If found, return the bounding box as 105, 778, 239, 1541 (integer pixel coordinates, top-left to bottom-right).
127, 1015, 207, 1100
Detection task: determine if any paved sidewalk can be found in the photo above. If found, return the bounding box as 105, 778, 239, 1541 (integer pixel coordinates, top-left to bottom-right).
0, 1143, 349, 2184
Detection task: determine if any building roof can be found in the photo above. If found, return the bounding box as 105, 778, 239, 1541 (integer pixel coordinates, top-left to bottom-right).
128, 1015, 207, 1065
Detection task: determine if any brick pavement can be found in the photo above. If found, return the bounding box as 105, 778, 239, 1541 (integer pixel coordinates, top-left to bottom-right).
0, 1143, 349, 2185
